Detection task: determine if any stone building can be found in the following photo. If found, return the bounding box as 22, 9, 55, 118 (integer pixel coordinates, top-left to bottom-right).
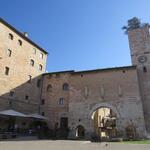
42, 66, 146, 139
0, 18, 48, 114
0, 17, 150, 139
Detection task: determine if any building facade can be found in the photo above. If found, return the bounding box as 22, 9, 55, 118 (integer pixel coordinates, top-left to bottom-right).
0, 18, 48, 114
0, 17, 150, 139
42, 66, 146, 139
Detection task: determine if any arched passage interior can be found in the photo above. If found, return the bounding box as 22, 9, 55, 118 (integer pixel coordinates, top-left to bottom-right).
91, 106, 117, 139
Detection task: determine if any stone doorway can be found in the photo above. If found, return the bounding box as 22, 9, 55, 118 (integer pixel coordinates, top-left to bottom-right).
76, 125, 85, 139
57, 117, 68, 139
60, 117, 68, 129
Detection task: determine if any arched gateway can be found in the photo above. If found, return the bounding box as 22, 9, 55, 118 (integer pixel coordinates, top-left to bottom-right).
89, 103, 120, 140
89, 103, 120, 118
68, 102, 121, 140
68, 99, 146, 140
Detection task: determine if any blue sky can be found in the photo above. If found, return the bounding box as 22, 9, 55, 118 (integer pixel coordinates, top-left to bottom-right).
0, 0, 150, 72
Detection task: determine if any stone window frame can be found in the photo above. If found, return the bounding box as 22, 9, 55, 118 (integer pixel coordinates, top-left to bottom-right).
37, 79, 41, 87
40, 52, 44, 59
62, 83, 69, 91
59, 97, 64, 105
47, 84, 52, 92
41, 99, 45, 105
5, 67, 10, 75
30, 59, 35, 67
33, 48, 36, 54
7, 49, 12, 57
18, 39, 22, 46
39, 64, 43, 71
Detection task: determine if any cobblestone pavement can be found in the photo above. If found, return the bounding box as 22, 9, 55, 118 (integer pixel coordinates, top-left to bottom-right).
0, 140, 150, 150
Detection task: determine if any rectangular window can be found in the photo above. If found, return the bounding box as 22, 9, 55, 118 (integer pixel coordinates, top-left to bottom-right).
59, 98, 64, 105
33, 48, 36, 54
25, 95, 29, 100
41, 99, 45, 105
5, 67, 10, 75
39, 64, 43, 71
30, 59, 34, 67
7, 49, 12, 57
37, 79, 41, 87
40, 53, 43, 59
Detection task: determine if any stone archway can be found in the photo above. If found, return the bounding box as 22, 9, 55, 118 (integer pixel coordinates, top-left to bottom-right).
89, 102, 120, 140
89, 103, 120, 119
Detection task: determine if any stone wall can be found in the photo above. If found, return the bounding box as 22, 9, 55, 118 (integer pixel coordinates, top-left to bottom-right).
128, 25, 150, 133
0, 21, 47, 114
41, 73, 71, 128
68, 67, 146, 139
42, 67, 146, 139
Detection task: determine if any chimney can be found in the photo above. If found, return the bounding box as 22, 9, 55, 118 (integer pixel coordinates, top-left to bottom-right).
23, 32, 28, 37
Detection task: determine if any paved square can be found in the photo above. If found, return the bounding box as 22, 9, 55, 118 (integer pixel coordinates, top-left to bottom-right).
0, 140, 150, 150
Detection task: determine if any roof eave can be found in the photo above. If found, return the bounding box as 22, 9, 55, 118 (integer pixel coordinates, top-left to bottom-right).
0, 17, 48, 55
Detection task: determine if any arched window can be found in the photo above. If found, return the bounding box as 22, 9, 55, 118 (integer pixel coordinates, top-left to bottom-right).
47, 84, 52, 92
9, 33, 13, 40
63, 83, 69, 91
30, 59, 34, 67
18, 40, 22, 46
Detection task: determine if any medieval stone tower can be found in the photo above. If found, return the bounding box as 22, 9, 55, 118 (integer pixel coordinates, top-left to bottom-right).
126, 17, 150, 134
